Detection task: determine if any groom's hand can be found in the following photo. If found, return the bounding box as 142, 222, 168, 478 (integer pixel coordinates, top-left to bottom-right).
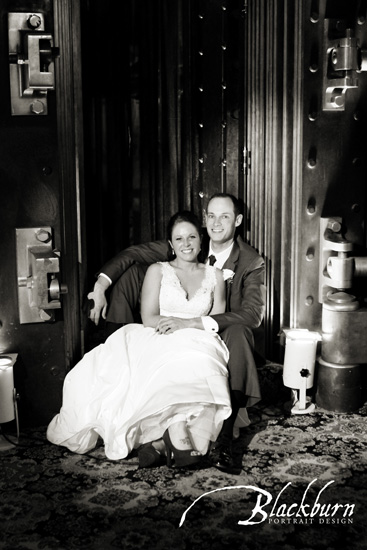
87, 277, 110, 325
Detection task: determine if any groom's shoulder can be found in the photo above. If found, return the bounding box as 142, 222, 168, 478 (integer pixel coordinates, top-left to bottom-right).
235, 236, 264, 266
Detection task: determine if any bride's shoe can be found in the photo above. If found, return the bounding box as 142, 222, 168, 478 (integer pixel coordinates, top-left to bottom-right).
163, 429, 202, 468
138, 442, 164, 468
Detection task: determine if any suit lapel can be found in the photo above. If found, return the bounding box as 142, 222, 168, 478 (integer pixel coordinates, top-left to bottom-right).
222, 241, 240, 310
222, 241, 240, 271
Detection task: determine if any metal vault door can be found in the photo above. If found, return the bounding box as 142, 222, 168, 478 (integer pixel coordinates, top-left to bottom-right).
297, 1, 367, 333
244, 0, 367, 386
281, 1, 367, 410
0, 0, 85, 426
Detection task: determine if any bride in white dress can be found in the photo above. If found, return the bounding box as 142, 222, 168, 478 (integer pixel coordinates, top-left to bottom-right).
47, 211, 231, 468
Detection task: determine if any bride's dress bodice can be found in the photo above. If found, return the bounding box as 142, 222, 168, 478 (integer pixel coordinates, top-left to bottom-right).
159, 262, 217, 319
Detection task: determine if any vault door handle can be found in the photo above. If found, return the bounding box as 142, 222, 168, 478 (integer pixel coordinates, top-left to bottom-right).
16, 228, 68, 324
28, 247, 66, 311
26, 34, 55, 91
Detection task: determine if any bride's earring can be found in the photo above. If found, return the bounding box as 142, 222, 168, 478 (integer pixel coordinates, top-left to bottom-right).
171, 248, 175, 256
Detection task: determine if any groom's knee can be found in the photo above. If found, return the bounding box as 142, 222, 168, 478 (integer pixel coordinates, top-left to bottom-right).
220, 324, 255, 351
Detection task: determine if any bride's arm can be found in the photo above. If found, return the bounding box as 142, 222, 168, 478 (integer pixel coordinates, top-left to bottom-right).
140, 263, 165, 328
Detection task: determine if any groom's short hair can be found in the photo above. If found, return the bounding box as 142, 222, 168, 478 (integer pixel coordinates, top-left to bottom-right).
208, 193, 243, 218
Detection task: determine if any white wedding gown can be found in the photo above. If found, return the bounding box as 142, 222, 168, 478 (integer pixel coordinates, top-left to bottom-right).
47, 262, 231, 459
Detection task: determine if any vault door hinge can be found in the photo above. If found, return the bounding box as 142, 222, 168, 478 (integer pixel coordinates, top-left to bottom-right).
323, 20, 367, 111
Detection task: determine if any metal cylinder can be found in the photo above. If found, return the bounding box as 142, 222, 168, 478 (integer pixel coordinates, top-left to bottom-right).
315, 358, 363, 412
322, 302, 367, 364
0, 357, 15, 423
354, 257, 367, 278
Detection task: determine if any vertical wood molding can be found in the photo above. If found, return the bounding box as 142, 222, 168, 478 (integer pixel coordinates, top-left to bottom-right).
280, 0, 294, 330
54, 0, 85, 365
290, 0, 305, 327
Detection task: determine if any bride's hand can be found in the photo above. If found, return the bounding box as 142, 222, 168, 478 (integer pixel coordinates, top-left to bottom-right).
155, 317, 189, 334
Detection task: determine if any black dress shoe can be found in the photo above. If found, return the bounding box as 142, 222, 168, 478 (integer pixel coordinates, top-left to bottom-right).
210, 440, 242, 475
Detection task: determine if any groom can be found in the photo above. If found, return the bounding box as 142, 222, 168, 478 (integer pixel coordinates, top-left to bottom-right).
88, 193, 265, 474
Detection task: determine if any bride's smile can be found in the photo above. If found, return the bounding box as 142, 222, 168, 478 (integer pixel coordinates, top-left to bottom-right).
169, 221, 201, 264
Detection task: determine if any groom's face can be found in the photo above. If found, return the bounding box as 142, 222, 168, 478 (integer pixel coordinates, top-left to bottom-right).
205, 197, 243, 247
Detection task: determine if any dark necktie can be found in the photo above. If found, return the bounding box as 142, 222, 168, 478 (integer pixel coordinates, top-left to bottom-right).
208, 254, 217, 266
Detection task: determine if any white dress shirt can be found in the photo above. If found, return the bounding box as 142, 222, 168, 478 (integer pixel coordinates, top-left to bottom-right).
201, 242, 234, 333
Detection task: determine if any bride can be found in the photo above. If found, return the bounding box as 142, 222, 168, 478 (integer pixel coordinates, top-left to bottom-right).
47, 211, 231, 468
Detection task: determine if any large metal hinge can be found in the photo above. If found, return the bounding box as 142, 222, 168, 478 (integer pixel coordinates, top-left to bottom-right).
323, 21, 367, 111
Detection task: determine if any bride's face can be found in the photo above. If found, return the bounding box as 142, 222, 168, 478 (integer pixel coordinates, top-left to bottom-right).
169, 221, 201, 262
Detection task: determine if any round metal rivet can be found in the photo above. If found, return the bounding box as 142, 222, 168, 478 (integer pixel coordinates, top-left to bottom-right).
306, 249, 315, 261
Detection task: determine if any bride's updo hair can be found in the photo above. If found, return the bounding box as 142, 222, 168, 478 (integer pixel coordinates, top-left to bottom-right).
167, 210, 203, 261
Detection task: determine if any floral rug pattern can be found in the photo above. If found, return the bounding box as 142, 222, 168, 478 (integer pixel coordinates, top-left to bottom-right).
1, 366, 367, 550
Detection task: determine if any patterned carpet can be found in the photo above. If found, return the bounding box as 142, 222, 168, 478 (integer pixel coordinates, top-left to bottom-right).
1, 364, 367, 550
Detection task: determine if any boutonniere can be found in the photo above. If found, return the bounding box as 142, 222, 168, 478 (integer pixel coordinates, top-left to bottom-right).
222, 269, 235, 283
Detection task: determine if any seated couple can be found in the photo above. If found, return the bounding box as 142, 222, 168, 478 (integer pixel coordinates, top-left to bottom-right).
47, 193, 265, 475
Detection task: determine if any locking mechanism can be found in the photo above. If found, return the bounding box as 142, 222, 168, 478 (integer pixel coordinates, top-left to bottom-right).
8, 12, 59, 116
16, 227, 68, 323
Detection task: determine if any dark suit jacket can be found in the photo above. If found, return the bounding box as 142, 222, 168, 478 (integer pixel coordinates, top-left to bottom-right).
99, 234, 265, 333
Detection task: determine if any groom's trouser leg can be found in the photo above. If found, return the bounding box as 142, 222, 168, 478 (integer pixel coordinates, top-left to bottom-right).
219, 324, 261, 438
220, 324, 261, 408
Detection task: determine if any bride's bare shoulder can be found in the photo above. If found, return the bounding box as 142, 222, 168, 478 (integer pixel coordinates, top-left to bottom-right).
146, 262, 164, 277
